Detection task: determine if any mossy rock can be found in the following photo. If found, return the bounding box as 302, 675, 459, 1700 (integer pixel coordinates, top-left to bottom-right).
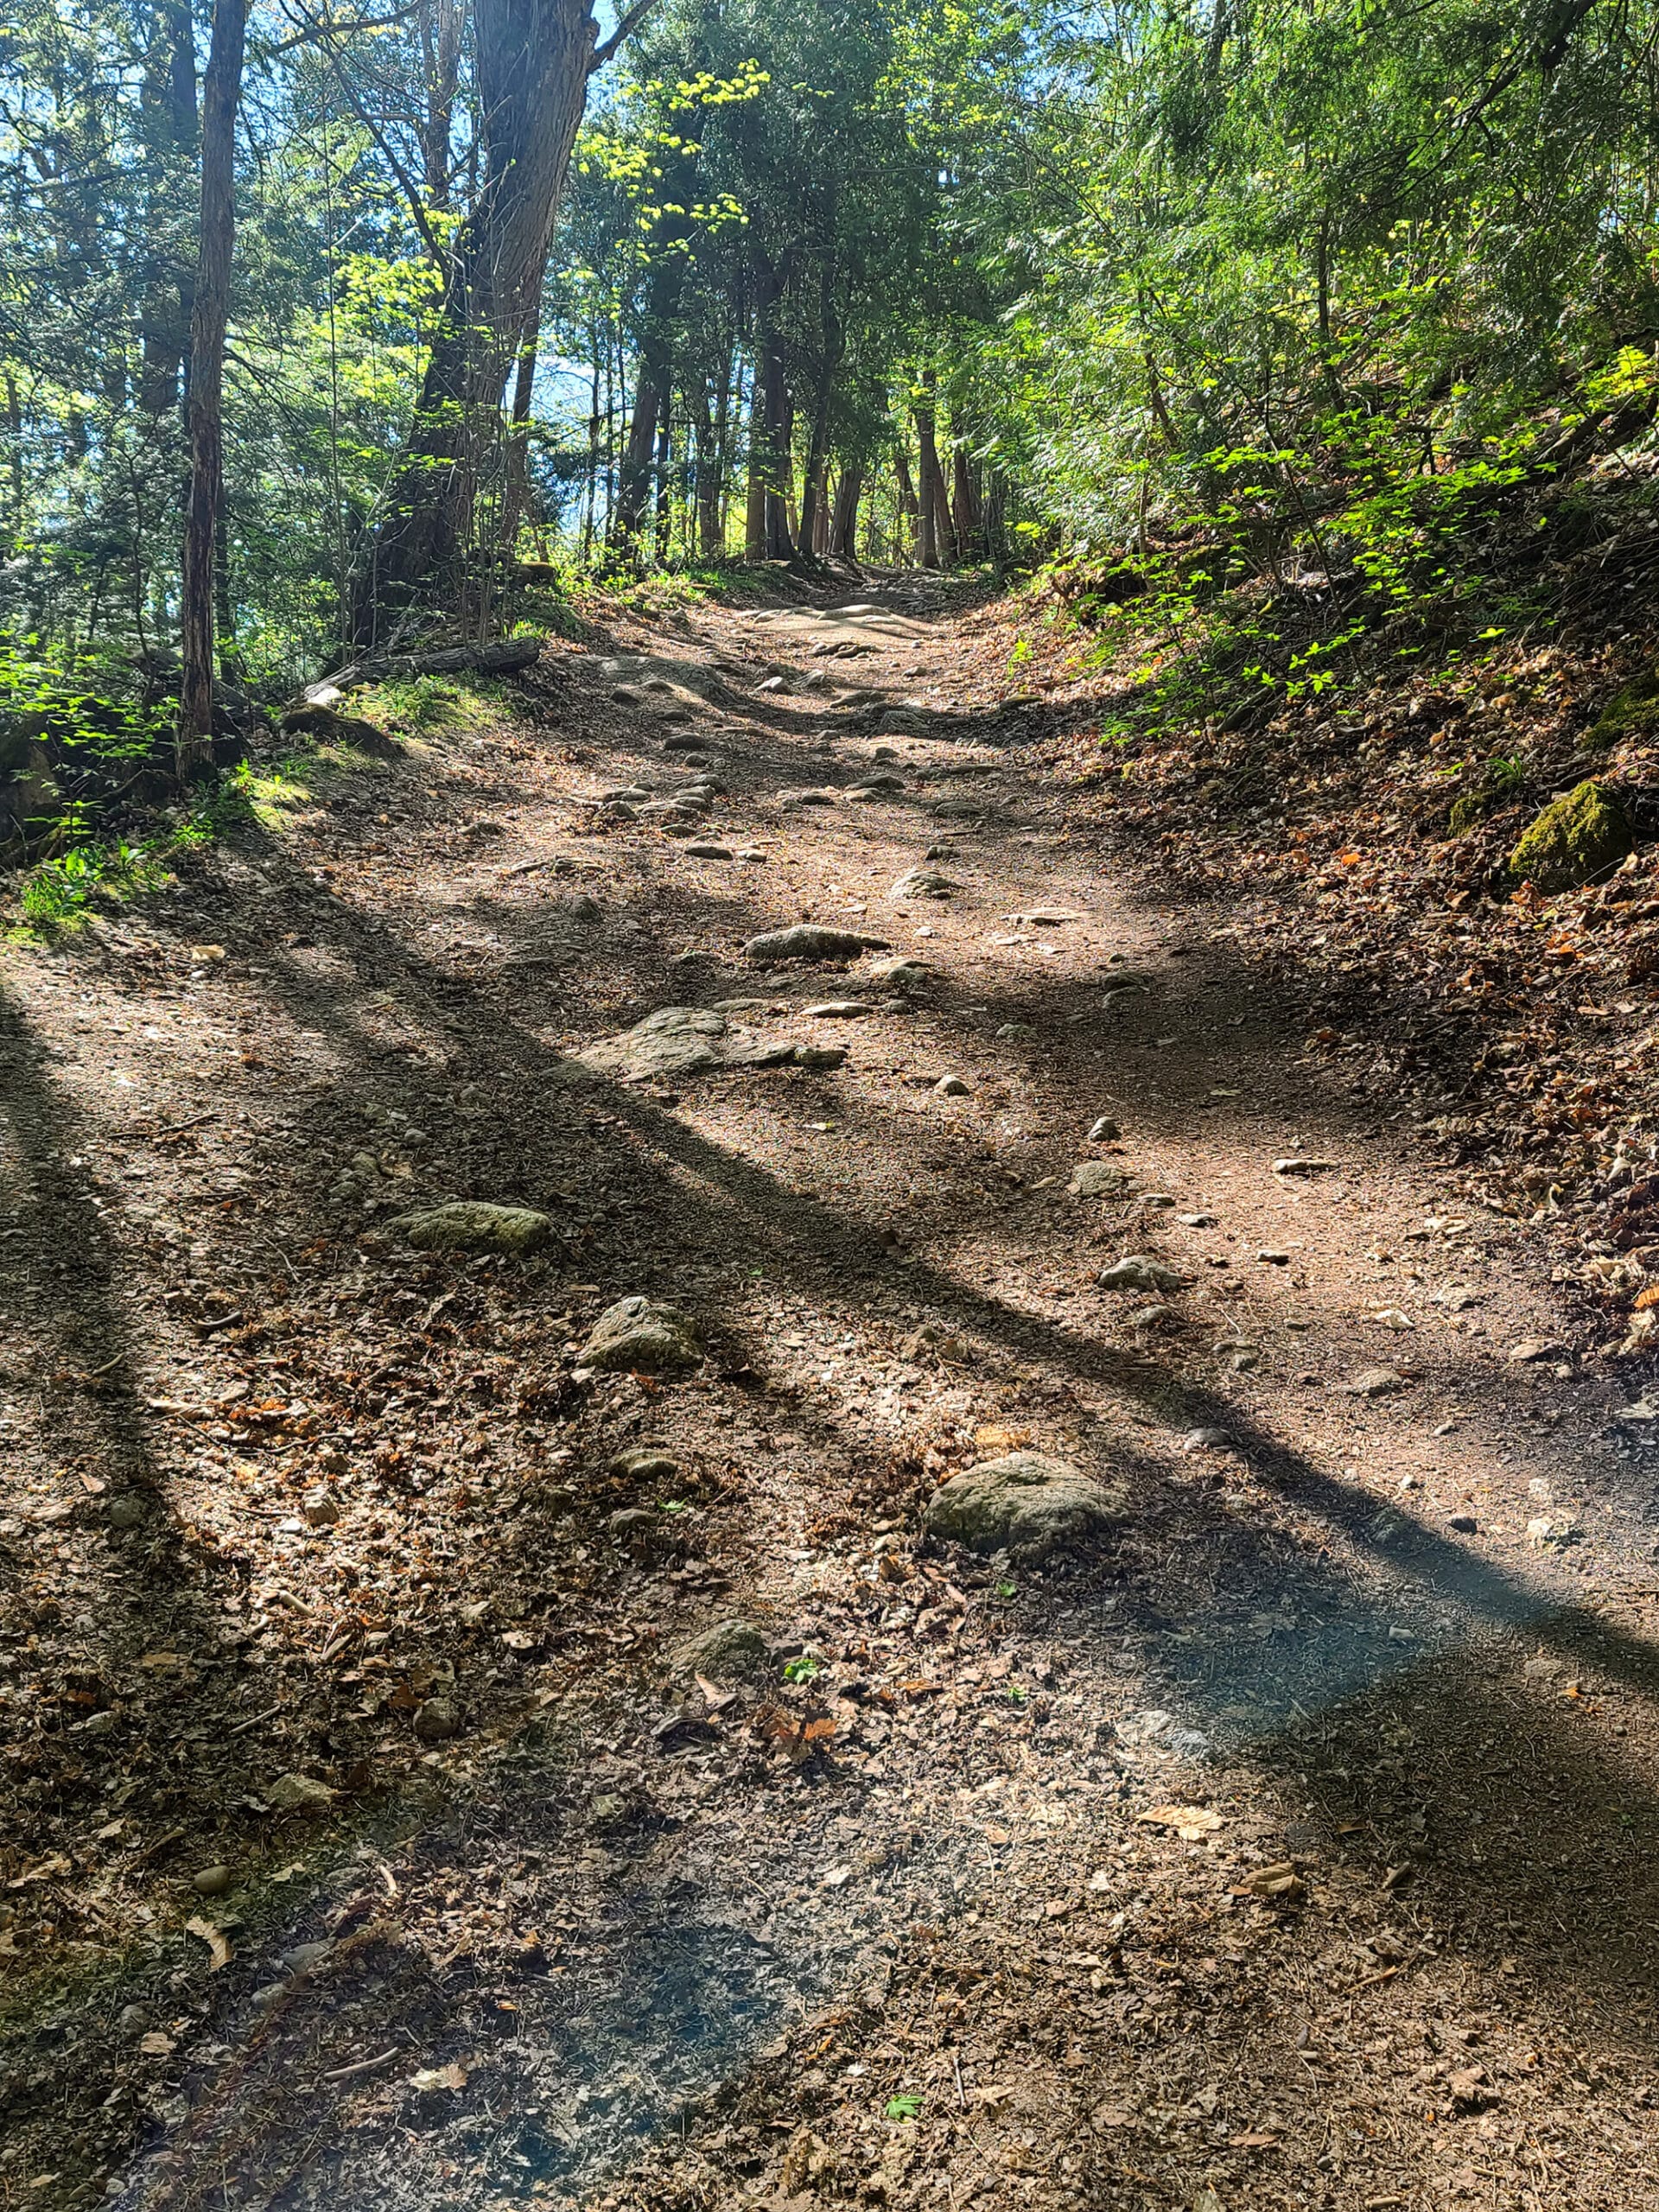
1585, 668, 1659, 751
1447, 785, 1498, 835
1508, 779, 1632, 891
390, 1201, 555, 1254
279, 702, 401, 756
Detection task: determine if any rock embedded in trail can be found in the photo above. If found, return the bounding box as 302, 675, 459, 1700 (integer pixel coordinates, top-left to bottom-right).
869, 956, 931, 989
578, 1007, 727, 1082
610, 1447, 680, 1480
933, 1074, 970, 1096
792, 1043, 849, 1069
925, 1451, 1124, 1560
745, 924, 887, 963
803, 1000, 873, 1019
390, 1201, 555, 1255
671, 1618, 770, 1681
1069, 1161, 1133, 1197
1087, 1116, 1122, 1141
1338, 1366, 1408, 1396
265, 1771, 336, 1815
890, 868, 958, 899
579, 1295, 703, 1375
681, 842, 734, 860
1098, 1254, 1185, 1292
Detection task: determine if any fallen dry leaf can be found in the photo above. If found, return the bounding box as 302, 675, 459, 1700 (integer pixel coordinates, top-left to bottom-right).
408, 2061, 468, 2093
1139, 1802, 1224, 1840
186, 1915, 232, 1971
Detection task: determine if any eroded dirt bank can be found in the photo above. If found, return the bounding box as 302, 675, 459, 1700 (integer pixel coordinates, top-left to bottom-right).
3, 577, 1659, 2212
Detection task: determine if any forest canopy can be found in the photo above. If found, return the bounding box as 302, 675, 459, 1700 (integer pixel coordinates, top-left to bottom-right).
2, 0, 1656, 763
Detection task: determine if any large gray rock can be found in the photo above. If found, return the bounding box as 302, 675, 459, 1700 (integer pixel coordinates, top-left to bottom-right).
579, 1295, 703, 1374
924, 1452, 1123, 1560
391, 1201, 554, 1255
745, 925, 886, 963
579, 1007, 727, 1082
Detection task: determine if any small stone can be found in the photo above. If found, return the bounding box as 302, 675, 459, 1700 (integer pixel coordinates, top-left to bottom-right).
555, 891, 602, 920
1507, 1338, 1561, 1363
996, 1022, 1038, 1041
610, 1448, 680, 1480
1098, 1255, 1185, 1293
1446, 1512, 1478, 1535
745, 925, 883, 963
302, 1492, 340, 1529
413, 1698, 459, 1743
1339, 1367, 1407, 1397
1256, 1249, 1291, 1265
933, 1075, 970, 1096
391, 1200, 554, 1255
1179, 1427, 1231, 1452
1272, 1156, 1338, 1176
803, 1001, 873, 1018
1069, 1161, 1130, 1197
192, 1865, 232, 1897
265, 1772, 336, 1815
671, 1618, 770, 1680
791, 1043, 848, 1069
681, 842, 733, 860
924, 1451, 1124, 1560
1087, 1116, 1121, 1141
608, 1506, 677, 1560
106, 1494, 145, 1529
868, 957, 931, 990
580, 1295, 703, 1375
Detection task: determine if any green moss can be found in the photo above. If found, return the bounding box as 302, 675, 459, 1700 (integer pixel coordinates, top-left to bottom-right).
1508, 779, 1632, 890
1585, 667, 1659, 750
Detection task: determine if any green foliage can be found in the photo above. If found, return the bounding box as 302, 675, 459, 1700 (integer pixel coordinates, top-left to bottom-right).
18, 837, 167, 926
372, 676, 466, 730
884, 2095, 923, 2122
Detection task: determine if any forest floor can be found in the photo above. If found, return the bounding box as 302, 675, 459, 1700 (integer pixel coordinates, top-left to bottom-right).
4, 571, 1659, 2212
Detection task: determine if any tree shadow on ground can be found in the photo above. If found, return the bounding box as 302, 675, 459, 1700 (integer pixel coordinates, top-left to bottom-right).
9, 737, 1659, 2206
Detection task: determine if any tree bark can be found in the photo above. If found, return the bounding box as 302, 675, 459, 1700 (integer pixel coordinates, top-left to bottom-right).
137, 0, 197, 421
176, 0, 246, 783
353, 0, 620, 643
915, 375, 953, 569
830, 464, 861, 559
894, 447, 920, 566
745, 259, 794, 562
951, 441, 982, 562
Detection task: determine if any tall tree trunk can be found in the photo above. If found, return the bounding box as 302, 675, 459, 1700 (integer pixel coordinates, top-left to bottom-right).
654, 413, 673, 564
797, 265, 839, 557
915, 375, 952, 570
417, 0, 463, 208
744, 366, 767, 561
745, 261, 794, 562
353, 0, 616, 643
951, 440, 982, 562
830, 464, 861, 559
895, 447, 920, 566
137, 0, 197, 421
176, 0, 245, 784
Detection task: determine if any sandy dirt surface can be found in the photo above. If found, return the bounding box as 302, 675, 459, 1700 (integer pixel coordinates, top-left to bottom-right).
3, 575, 1659, 2212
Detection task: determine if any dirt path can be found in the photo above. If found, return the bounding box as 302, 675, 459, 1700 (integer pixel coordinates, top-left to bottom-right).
4, 576, 1659, 2212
